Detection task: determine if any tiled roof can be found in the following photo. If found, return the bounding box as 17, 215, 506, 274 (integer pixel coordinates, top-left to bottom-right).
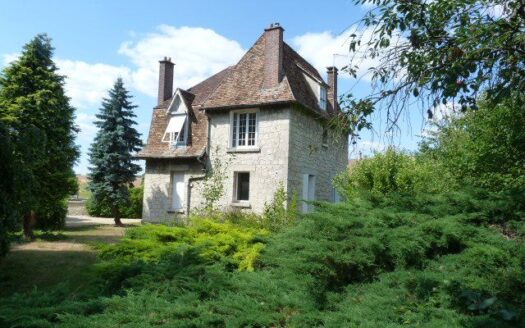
138, 27, 336, 159
200, 37, 335, 115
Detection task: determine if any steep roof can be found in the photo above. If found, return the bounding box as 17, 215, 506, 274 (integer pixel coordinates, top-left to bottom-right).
137, 26, 336, 159
199, 36, 334, 115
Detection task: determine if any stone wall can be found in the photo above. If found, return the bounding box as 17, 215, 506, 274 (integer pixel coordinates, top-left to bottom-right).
203, 107, 291, 214
142, 159, 205, 222
287, 106, 348, 211
142, 105, 348, 221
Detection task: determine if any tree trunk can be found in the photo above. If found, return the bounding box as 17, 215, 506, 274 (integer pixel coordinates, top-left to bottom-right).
112, 204, 124, 227
23, 211, 36, 240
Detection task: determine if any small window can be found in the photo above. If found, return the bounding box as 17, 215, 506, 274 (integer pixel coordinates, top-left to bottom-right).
322, 129, 328, 146
234, 172, 250, 201
231, 111, 257, 148
320, 86, 327, 110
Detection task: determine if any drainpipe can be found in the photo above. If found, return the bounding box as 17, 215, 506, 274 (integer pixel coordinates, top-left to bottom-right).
186, 152, 208, 216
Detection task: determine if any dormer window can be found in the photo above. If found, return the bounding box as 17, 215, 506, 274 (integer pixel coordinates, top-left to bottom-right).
162, 90, 191, 148
162, 114, 188, 147
320, 85, 327, 110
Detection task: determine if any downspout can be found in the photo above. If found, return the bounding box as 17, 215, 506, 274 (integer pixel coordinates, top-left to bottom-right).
186, 114, 210, 216
187, 174, 205, 217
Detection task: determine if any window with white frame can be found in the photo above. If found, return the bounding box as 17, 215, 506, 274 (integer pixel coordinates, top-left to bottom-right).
162, 114, 188, 147
231, 110, 258, 148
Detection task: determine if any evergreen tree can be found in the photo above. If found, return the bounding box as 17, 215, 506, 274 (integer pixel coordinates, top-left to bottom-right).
0, 34, 79, 239
88, 79, 142, 226
0, 122, 17, 255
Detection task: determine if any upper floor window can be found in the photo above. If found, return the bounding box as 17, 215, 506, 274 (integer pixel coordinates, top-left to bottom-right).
320, 86, 327, 110
162, 114, 188, 147
231, 110, 258, 148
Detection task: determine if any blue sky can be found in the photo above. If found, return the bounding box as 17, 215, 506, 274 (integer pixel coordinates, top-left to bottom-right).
1, 0, 426, 174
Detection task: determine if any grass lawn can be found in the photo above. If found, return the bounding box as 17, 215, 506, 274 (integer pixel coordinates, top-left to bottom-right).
0, 224, 137, 298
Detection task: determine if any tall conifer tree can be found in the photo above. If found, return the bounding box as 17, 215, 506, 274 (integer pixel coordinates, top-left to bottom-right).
0, 34, 79, 238
88, 79, 142, 226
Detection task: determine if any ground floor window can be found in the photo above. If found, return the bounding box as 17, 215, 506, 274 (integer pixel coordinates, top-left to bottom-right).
302, 174, 316, 213
234, 172, 250, 201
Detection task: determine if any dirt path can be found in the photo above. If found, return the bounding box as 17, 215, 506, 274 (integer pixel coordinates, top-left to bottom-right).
66, 215, 142, 228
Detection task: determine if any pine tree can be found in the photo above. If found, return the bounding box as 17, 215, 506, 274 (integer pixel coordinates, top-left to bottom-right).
88, 79, 143, 226
0, 34, 79, 239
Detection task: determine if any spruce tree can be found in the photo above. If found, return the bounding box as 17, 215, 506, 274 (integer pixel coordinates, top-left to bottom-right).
0, 34, 79, 239
88, 78, 142, 226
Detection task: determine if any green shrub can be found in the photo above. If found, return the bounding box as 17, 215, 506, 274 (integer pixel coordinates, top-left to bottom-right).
86, 185, 143, 218
263, 183, 298, 232
1, 191, 524, 327
36, 199, 68, 230
334, 147, 456, 200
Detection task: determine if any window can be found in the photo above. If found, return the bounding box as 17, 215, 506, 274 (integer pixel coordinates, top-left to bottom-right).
162, 114, 188, 147
322, 129, 328, 146
302, 174, 316, 213
234, 172, 250, 201
320, 86, 327, 110
231, 110, 257, 148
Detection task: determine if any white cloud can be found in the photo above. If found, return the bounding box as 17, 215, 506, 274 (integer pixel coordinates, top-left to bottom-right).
292, 27, 405, 83
75, 112, 98, 143
292, 31, 352, 77
119, 25, 246, 97
2, 53, 19, 66
57, 59, 131, 109
350, 140, 386, 157
292, 28, 381, 81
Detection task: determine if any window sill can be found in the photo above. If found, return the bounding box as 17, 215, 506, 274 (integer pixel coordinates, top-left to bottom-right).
322, 143, 328, 149
227, 147, 260, 153
230, 202, 251, 209
167, 209, 185, 214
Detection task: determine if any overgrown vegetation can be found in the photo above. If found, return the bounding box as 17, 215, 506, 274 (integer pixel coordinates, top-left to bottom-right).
198, 146, 233, 214
1, 190, 524, 327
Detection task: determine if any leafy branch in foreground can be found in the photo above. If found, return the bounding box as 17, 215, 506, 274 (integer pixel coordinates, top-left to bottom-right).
343, 0, 525, 132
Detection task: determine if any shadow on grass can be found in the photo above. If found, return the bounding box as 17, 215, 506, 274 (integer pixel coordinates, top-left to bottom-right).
0, 249, 97, 298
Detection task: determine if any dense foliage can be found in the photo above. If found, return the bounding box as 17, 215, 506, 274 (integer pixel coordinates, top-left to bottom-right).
86, 185, 144, 219
421, 97, 525, 192
0, 34, 79, 239
343, 0, 525, 132
334, 147, 456, 199
0, 191, 523, 327
88, 79, 142, 226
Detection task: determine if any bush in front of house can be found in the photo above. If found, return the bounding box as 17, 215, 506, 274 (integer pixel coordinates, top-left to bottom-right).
86, 185, 143, 219
1, 190, 524, 327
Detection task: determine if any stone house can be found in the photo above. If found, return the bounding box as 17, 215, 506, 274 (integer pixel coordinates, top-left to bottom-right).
137, 23, 348, 222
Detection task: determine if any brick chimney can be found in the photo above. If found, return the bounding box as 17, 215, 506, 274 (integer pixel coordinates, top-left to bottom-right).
263, 23, 284, 89
158, 57, 174, 105
327, 66, 338, 112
